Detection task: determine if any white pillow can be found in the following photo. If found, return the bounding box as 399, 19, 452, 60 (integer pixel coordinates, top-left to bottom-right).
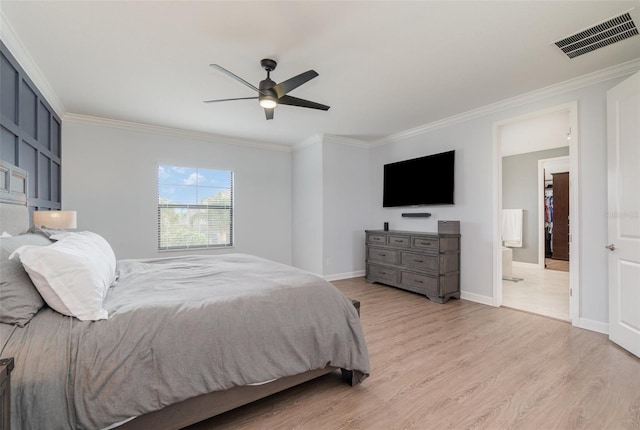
10, 231, 116, 321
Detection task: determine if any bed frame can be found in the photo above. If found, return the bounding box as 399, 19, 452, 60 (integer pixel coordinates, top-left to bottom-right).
0, 160, 364, 429
120, 367, 361, 429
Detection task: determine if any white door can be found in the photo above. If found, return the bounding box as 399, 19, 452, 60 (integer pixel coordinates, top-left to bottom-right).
607, 72, 640, 358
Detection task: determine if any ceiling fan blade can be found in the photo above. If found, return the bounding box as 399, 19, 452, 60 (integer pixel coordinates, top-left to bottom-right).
210, 64, 265, 95
264, 108, 274, 120
203, 97, 258, 104
278, 95, 330, 111
272, 70, 318, 98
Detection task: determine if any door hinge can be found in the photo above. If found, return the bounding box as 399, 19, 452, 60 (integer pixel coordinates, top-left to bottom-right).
570, 288, 572, 297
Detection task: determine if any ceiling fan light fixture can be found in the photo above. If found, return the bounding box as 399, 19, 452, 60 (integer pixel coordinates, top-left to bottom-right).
207, 59, 329, 120
259, 97, 277, 109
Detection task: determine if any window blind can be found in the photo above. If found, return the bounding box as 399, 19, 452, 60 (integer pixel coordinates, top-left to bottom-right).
157, 165, 233, 250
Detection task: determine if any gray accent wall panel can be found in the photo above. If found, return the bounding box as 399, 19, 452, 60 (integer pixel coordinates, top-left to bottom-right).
20, 81, 37, 139
51, 161, 60, 202
0, 54, 18, 123
0, 40, 61, 213
20, 141, 37, 197
0, 126, 17, 163
38, 153, 51, 200
38, 102, 51, 150
51, 120, 60, 157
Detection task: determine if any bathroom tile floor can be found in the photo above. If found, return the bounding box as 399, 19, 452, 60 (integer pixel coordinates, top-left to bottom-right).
502, 263, 570, 321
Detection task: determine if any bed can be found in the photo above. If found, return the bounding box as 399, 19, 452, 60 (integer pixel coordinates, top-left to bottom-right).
0, 161, 369, 429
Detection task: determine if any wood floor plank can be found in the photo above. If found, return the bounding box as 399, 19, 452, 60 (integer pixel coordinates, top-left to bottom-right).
187, 278, 640, 430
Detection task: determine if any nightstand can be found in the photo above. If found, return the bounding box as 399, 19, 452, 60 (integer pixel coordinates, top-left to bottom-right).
0, 357, 14, 430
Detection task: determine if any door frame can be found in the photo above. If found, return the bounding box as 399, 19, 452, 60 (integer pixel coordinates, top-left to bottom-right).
538, 156, 570, 269
492, 101, 580, 324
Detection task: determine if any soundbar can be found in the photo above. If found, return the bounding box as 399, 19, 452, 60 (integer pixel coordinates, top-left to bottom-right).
401, 213, 431, 218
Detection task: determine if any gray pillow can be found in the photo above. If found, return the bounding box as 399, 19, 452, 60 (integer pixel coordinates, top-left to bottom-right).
0, 234, 53, 326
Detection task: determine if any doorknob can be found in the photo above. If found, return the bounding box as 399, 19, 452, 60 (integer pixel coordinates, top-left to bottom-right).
605, 244, 615, 251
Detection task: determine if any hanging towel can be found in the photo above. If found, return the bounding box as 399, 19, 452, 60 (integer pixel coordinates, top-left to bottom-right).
502, 209, 523, 247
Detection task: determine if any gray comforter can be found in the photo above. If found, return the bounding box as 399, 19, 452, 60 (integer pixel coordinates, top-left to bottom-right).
0, 254, 370, 429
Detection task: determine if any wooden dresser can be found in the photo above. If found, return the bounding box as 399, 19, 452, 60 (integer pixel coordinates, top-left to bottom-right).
365, 229, 460, 303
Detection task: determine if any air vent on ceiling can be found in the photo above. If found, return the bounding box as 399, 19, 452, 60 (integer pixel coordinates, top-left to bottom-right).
554, 12, 638, 59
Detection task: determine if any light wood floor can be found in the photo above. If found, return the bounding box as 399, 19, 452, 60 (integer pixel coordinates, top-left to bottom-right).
189, 278, 640, 430
502, 264, 570, 321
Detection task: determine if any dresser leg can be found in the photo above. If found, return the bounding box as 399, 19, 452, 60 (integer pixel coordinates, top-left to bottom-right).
426, 294, 446, 304
426, 294, 459, 304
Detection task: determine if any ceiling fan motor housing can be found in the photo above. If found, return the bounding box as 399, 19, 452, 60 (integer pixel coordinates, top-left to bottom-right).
259, 59, 278, 104
259, 77, 278, 105
260, 58, 277, 72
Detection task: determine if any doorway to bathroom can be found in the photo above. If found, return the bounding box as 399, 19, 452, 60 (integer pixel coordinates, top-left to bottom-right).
494, 102, 579, 323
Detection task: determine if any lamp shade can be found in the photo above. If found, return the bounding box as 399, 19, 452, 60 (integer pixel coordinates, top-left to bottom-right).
33, 211, 77, 229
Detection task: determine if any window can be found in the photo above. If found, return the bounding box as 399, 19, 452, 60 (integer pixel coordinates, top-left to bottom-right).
157, 165, 233, 250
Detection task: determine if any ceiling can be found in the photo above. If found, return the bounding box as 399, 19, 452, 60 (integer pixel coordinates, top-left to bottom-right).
1, 1, 639, 147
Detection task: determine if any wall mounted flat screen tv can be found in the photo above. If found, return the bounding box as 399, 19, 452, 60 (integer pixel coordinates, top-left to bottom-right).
383, 150, 455, 207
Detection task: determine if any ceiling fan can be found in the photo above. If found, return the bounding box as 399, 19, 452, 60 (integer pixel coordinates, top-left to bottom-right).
204, 59, 330, 120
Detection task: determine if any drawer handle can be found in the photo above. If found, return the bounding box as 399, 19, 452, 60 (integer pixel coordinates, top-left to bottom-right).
415, 280, 423, 284
380, 271, 387, 275
379, 253, 386, 257
394, 239, 403, 243
421, 242, 431, 246
414, 259, 423, 263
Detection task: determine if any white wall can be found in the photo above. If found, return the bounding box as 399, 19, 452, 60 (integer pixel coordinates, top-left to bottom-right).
369, 119, 494, 303
292, 138, 323, 274
62, 119, 292, 264
368, 75, 629, 326
322, 138, 369, 279
292, 135, 370, 278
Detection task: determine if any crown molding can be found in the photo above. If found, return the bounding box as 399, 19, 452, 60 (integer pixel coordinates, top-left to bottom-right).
371, 57, 640, 147
292, 133, 370, 152
0, 10, 66, 116
292, 133, 323, 151
322, 134, 370, 149
63, 113, 292, 152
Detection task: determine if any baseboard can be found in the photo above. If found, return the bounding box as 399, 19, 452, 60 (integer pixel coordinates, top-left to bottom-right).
460, 291, 495, 307
512, 261, 540, 269
324, 270, 366, 282
575, 317, 609, 335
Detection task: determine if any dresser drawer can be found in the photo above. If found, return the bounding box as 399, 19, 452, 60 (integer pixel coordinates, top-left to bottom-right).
387, 235, 410, 247
367, 264, 398, 284
411, 236, 439, 251
401, 252, 439, 272
368, 247, 398, 264
400, 271, 438, 295
367, 233, 387, 244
